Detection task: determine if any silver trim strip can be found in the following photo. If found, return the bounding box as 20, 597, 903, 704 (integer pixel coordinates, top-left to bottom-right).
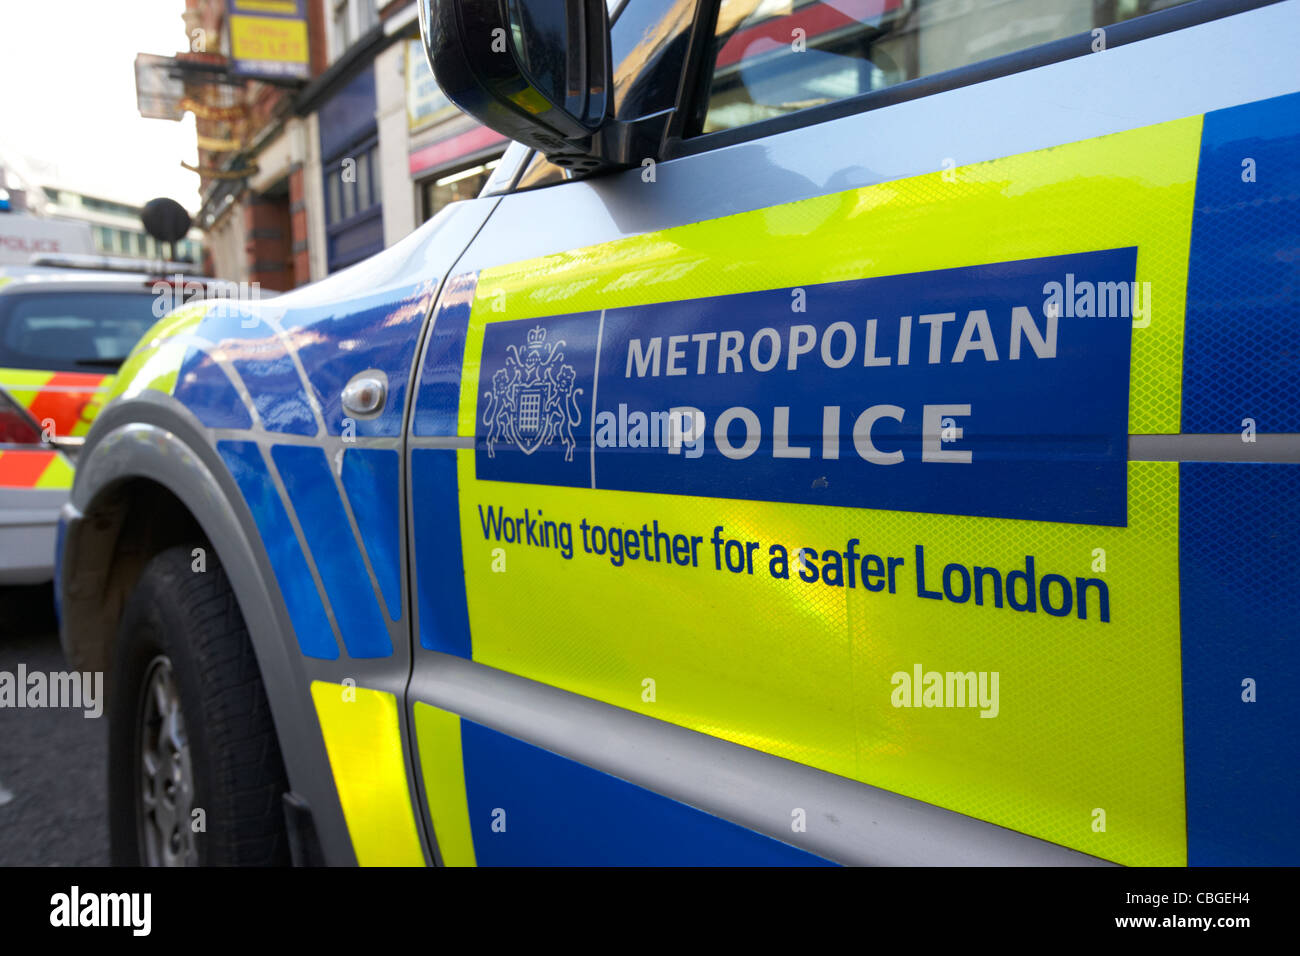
1129, 433, 1300, 462
409, 653, 1112, 867
408, 435, 474, 449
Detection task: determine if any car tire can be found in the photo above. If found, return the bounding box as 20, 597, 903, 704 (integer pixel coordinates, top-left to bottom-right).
107, 544, 290, 866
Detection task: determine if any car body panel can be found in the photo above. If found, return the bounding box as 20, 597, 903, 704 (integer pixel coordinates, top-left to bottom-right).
60, 196, 499, 865
403, 4, 1300, 867
412, 114, 1201, 866
0, 484, 68, 583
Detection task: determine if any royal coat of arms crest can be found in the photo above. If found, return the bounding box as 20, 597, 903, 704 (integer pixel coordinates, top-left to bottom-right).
482, 326, 584, 462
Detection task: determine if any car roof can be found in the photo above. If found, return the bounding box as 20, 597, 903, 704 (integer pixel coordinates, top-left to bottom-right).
0, 265, 160, 290
0, 266, 255, 298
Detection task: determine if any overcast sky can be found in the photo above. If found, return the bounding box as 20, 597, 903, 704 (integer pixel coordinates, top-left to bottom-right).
0, 0, 201, 210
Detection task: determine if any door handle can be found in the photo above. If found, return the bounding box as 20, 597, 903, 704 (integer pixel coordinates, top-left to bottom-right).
341, 372, 387, 417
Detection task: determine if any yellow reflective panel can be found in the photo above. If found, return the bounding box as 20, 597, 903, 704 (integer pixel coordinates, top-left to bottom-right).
457, 456, 1184, 865
462, 116, 1200, 435
453, 115, 1201, 865
69, 375, 111, 437
412, 702, 477, 866
310, 681, 426, 866
115, 338, 195, 402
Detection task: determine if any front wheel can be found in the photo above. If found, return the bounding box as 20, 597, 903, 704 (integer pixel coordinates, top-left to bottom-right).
107, 544, 291, 865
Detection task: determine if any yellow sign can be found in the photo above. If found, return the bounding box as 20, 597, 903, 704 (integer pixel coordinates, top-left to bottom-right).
231, 0, 299, 12
229, 15, 308, 77
196, 134, 245, 152
406, 39, 458, 131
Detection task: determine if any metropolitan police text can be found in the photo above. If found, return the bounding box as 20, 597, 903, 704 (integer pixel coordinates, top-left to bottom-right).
607, 307, 1058, 463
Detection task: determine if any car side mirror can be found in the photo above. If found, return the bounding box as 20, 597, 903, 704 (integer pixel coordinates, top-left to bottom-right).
418, 0, 616, 173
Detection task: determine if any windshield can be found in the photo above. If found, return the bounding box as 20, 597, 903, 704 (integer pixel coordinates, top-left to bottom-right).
0, 290, 159, 373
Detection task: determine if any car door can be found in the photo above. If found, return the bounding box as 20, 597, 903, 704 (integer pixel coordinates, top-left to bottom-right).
403, 0, 1300, 865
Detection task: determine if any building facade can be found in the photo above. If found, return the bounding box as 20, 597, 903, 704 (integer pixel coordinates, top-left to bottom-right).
43, 188, 204, 264
1, 155, 203, 266
182, 0, 507, 290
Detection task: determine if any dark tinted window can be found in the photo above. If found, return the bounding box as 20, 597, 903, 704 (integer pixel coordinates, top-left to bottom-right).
611, 0, 697, 120
0, 291, 158, 372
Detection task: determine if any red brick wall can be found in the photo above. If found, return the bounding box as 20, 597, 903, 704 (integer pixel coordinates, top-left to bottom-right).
244, 192, 294, 291
289, 164, 311, 287
307, 0, 328, 77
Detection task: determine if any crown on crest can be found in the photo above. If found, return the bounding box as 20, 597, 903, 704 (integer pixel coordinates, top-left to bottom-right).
526, 326, 547, 347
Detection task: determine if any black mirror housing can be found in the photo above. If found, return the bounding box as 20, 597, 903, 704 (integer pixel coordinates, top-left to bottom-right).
419, 0, 616, 172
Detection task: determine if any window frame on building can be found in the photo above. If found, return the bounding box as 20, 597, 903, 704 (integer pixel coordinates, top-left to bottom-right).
328, 0, 381, 62
323, 134, 384, 271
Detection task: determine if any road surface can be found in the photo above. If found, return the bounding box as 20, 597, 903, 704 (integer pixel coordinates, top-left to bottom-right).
0, 584, 108, 866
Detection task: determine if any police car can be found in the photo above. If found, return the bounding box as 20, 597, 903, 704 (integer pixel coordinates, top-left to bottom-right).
57, 0, 1299, 866
0, 265, 162, 584
0, 259, 235, 588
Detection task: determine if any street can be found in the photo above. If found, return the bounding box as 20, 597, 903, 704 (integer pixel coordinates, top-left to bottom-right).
0, 585, 108, 866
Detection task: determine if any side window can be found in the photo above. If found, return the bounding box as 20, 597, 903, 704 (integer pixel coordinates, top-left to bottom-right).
609, 0, 698, 122
516, 0, 698, 190
699, 0, 1198, 135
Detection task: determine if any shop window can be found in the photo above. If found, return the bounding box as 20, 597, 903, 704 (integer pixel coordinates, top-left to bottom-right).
419, 160, 498, 223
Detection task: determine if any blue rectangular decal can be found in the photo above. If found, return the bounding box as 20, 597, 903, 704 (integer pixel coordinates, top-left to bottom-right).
1180, 462, 1300, 866
475, 250, 1135, 525
413, 449, 472, 658
461, 719, 834, 866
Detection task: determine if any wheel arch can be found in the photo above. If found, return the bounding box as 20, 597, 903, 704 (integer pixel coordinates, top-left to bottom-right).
59, 390, 356, 864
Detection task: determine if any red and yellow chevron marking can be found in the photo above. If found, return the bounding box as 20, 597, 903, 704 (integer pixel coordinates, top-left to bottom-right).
0, 449, 73, 489
0, 368, 112, 439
